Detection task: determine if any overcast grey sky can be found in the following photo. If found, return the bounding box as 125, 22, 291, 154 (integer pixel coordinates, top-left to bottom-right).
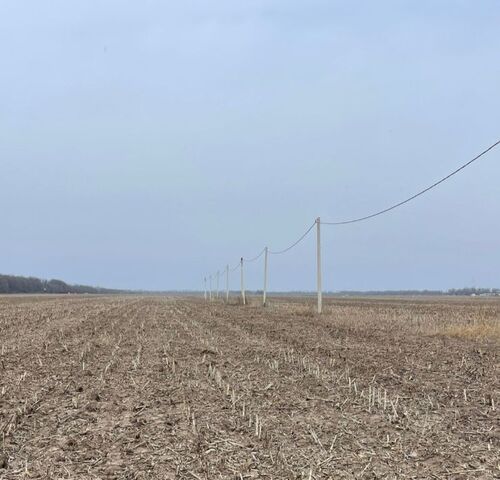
1, 1, 499, 291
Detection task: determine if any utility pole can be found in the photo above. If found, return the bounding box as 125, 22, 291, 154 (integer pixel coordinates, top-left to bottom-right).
240, 257, 246, 305
209, 275, 213, 302
225, 265, 229, 303
263, 247, 268, 306
204, 277, 207, 301
216, 271, 220, 299
316, 217, 322, 314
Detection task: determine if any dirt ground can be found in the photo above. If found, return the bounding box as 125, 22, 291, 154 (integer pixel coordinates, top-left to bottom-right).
0, 295, 498, 479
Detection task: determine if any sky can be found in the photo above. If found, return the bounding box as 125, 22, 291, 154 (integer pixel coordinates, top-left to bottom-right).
1, 1, 499, 292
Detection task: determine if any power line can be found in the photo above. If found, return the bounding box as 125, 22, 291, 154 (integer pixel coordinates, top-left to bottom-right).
269, 221, 316, 255
244, 248, 266, 263
322, 139, 500, 226
206, 138, 499, 302
228, 222, 315, 267
226, 249, 265, 273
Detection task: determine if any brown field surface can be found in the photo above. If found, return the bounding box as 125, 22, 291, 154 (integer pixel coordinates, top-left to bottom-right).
0, 295, 498, 479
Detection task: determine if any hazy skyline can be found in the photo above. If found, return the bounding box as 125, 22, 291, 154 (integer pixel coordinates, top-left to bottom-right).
1, 1, 499, 291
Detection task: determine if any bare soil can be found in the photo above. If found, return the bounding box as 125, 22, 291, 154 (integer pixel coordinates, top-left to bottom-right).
0, 295, 498, 479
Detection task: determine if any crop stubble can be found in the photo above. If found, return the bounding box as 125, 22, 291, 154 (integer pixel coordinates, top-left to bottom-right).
0, 295, 498, 479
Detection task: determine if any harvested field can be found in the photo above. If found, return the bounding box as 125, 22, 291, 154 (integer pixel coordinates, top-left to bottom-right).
0, 295, 498, 479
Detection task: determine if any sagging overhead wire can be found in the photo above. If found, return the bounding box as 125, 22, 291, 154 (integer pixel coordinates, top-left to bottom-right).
244, 247, 267, 263
227, 222, 316, 269
207, 138, 499, 286
268, 221, 316, 255
322, 138, 500, 226
226, 221, 315, 272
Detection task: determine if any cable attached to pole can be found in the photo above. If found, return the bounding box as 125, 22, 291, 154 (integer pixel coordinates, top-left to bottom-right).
269, 221, 316, 255
244, 247, 267, 263
204, 138, 499, 301
322, 139, 500, 226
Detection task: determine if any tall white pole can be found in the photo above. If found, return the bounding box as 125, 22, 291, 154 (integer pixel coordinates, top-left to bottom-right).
263, 247, 268, 307
204, 277, 207, 301
316, 217, 322, 314
209, 275, 213, 302
240, 257, 246, 305
216, 271, 220, 299
225, 265, 229, 303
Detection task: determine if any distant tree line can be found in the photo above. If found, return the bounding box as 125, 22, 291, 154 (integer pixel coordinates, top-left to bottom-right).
240, 289, 500, 297
0, 274, 123, 294
335, 290, 444, 296
334, 288, 499, 297
447, 287, 500, 296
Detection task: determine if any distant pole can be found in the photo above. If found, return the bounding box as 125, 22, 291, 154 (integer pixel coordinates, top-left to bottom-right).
204, 277, 207, 301
240, 257, 246, 305
263, 247, 268, 307
216, 271, 220, 299
225, 265, 229, 303
209, 275, 213, 302
316, 217, 322, 314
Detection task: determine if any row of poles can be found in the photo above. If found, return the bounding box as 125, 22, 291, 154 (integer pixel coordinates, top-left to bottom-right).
204, 217, 324, 313
202, 140, 500, 312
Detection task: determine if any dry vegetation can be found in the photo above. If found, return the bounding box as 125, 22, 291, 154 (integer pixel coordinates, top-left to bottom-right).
0, 294, 498, 479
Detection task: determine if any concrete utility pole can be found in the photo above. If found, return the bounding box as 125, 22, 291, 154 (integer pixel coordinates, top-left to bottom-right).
225, 265, 229, 303
316, 217, 322, 314
263, 247, 268, 307
209, 275, 213, 302
204, 277, 207, 301
240, 257, 246, 305
216, 271, 220, 299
